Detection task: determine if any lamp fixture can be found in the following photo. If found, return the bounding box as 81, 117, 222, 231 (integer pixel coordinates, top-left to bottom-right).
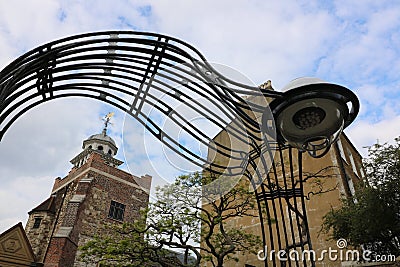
268, 77, 359, 158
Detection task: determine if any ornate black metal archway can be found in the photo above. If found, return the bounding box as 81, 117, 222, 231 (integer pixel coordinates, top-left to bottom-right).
0, 31, 359, 266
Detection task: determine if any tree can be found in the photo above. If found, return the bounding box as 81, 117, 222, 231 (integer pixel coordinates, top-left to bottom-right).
321, 137, 400, 258
80, 172, 261, 267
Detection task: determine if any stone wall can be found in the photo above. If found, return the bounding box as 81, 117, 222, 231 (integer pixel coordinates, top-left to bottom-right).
25, 211, 55, 263
25, 187, 68, 263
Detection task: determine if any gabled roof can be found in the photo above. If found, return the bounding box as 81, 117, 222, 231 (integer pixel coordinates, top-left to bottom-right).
28, 195, 56, 215
0, 222, 37, 266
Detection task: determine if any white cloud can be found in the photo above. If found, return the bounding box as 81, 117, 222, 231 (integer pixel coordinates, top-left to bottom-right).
0, 99, 102, 176
0, 175, 54, 233
347, 115, 400, 157
316, 2, 400, 86
149, 1, 340, 89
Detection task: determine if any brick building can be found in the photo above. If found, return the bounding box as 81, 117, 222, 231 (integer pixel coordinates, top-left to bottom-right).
24, 122, 152, 267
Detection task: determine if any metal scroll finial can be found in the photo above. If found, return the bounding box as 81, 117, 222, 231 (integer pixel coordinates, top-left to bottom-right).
101, 112, 114, 135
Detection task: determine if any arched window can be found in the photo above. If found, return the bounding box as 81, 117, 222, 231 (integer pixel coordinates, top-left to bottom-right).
108, 149, 112, 155
98, 145, 103, 151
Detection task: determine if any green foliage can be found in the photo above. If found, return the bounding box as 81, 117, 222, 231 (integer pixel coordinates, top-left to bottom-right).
80, 172, 261, 267
321, 137, 400, 257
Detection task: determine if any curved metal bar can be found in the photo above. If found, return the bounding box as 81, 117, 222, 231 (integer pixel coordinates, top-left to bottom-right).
247, 138, 316, 267
0, 31, 282, 177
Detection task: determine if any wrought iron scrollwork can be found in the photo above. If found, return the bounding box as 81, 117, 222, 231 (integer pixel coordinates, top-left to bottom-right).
36, 45, 56, 99
0, 31, 282, 175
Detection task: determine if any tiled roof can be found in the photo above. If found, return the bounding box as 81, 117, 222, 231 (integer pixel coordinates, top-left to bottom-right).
28, 196, 56, 215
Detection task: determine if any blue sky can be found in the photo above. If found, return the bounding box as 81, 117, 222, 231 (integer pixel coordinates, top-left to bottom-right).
0, 0, 400, 232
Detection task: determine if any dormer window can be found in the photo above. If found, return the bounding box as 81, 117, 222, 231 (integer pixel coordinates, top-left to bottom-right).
98, 145, 103, 151
108, 149, 112, 155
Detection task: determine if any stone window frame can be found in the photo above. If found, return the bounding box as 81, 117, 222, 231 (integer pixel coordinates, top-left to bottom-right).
33, 217, 43, 229
108, 200, 125, 221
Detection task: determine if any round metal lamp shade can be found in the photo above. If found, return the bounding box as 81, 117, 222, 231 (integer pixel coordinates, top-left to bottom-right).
268, 77, 359, 156
277, 98, 345, 151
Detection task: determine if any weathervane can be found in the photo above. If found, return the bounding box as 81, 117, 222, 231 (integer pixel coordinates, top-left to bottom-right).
101, 112, 114, 135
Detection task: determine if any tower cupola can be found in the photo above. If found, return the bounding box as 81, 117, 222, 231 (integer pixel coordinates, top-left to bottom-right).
82, 112, 117, 156
70, 112, 123, 168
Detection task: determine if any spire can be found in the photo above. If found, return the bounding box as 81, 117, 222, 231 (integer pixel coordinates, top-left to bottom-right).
101, 112, 114, 136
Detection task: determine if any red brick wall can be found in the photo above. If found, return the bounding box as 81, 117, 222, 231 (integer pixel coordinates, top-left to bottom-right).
38, 151, 151, 266
43, 237, 77, 267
